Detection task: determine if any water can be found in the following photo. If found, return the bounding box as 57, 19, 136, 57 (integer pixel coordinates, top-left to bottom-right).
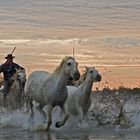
0, 89, 140, 140
0, 38, 139, 88
1, 128, 140, 140
0, 0, 140, 38
0, 112, 140, 140
0, 0, 139, 28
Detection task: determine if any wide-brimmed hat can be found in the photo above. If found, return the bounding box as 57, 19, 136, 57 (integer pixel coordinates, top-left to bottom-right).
5, 54, 15, 59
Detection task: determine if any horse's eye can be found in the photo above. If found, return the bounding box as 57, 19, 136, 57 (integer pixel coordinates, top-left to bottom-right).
67, 62, 71, 66
90, 71, 93, 73
17, 75, 20, 79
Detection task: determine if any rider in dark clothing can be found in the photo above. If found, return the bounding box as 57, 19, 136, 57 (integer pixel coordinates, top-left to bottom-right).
0, 54, 24, 99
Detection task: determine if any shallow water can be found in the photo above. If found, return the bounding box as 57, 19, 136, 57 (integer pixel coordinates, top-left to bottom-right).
0, 128, 140, 140
0, 0, 140, 39
0, 89, 140, 140
0, 0, 140, 30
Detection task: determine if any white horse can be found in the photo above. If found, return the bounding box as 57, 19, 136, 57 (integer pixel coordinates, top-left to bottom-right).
66, 66, 101, 122
11, 68, 26, 108
0, 68, 26, 109
24, 56, 80, 131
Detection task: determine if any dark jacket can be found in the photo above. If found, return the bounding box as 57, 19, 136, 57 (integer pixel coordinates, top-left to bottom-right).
0, 62, 24, 81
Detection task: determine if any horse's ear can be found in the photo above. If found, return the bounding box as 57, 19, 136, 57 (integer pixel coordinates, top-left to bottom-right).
15, 68, 18, 71
22, 68, 25, 72
84, 65, 89, 71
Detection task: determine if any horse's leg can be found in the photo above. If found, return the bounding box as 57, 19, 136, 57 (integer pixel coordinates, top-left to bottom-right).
46, 105, 53, 131
30, 99, 34, 118
37, 104, 47, 121
55, 105, 69, 128
78, 107, 85, 124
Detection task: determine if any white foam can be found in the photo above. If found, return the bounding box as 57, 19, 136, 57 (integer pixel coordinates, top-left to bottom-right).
0, 39, 31, 44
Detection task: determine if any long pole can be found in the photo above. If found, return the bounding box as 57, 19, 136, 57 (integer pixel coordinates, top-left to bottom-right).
11, 47, 16, 54
73, 46, 75, 58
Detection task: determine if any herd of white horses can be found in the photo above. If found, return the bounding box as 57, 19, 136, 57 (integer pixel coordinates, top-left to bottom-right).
0, 56, 101, 131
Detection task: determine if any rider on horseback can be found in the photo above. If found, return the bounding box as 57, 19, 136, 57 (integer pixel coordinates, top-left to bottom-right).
0, 53, 24, 101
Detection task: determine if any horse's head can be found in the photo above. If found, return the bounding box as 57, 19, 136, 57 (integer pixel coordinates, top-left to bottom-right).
64, 56, 80, 81
84, 66, 102, 82
14, 68, 26, 84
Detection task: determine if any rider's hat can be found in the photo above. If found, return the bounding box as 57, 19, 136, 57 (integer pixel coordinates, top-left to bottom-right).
5, 54, 15, 59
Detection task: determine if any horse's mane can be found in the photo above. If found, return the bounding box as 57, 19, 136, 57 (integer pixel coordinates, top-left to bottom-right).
54, 56, 74, 74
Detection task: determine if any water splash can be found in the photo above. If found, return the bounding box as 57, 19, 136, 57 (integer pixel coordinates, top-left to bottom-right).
0, 88, 140, 131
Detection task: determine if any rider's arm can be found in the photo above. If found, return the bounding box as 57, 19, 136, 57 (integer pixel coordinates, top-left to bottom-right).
0, 64, 4, 73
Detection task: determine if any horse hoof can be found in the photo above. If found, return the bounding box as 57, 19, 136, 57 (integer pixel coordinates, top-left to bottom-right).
45, 128, 50, 132
55, 122, 61, 128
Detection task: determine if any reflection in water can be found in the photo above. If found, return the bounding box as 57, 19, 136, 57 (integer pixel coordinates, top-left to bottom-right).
31, 132, 53, 140
0, 129, 90, 140
0, 128, 140, 140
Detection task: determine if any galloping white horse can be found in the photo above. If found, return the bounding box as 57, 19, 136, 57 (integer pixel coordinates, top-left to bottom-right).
24, 56, 80, 131
66, 66, 101, 121
0, 68, 26, 109
11, 68, 26, 108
